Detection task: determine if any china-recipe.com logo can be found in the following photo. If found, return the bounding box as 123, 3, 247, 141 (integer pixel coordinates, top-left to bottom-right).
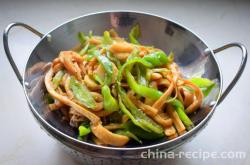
140, 149, 246, 160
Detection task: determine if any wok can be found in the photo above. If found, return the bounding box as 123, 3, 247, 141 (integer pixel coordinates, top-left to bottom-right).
3, 11, 247, 165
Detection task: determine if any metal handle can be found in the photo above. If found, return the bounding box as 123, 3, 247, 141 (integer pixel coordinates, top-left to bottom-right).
213, 42, 247, 105
3, 22, 44, 85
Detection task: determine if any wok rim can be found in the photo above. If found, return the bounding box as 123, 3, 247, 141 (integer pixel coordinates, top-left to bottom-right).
22, 10, 223, 151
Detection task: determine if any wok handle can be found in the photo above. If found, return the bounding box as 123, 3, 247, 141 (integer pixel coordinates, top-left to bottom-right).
3, 22, 44, 85
213, 42, 247, 105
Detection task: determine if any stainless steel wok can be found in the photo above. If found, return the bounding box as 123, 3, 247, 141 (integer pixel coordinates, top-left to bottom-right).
3, 11, 247, 165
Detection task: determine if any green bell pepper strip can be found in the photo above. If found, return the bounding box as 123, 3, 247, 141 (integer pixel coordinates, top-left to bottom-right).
118, 94, 142, 128
124, 51, 169, 70
129, 24, 140, 45
93, 73, 104, 86
78, 122, 91, 141
136, 64, 148, 86
77, 30, 93, 46
106, 51, 121, 69
123, 58, 162, 100
170, 99, 194, 130
117, 57, 154, 83
117, 51, 168, 100
96, 55, 113, 85
78, 125, 91, 136
190, 77, 216, 97
69, 77, 96, 109
143, 51, 168, 67
115, 129, 142, 143
89, 50, 113, 85
102, 31, 113, 45
79, 42, 89, 56
52, 70, 65, 88
124, 121, 164, 140
89, 50, 119, 112
77, 32, 87, 46
126, 69, 162, 100
118, 88, 163, 134
86, 53, 95, 61
102, 85, 119, 112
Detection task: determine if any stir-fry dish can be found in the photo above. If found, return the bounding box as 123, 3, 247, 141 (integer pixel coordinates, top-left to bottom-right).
44, 25, 216, 147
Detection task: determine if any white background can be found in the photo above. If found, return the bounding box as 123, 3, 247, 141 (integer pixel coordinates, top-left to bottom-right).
0, 0, 249, 164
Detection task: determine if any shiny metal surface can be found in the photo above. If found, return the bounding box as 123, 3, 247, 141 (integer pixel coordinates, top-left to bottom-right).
3, 11, 247, 164
3, 22, 44, 84
213, 43, 247, 105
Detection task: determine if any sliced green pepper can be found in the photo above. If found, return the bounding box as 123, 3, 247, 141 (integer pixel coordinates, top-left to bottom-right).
102, 31, 113, 45
170, 99, 194, 130
79, 42, 89, 56
69, 77, 96, 109
89, 50, 113, 85
124, 121, 164, 140
102, 85, 119, 112
89, 50, 119, 113
78, 122, 91, 141
79, 125, 91, 136
117, 51, 169, 87
106, 51, 121, 69
136, 64, 148, 86
126, 69, 163, 100
52, 70, 65, 88
118, 89, 163, 134
129, 24, 140, 45
93, 73, 104, 85
77, 32, 87, 46
143, 51, 168, 67
117, 57, 153, 82
190, 77, 216, 97
86, 53, 95, 61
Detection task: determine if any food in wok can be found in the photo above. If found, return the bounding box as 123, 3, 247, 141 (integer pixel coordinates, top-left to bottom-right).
44, 25, 216, 147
